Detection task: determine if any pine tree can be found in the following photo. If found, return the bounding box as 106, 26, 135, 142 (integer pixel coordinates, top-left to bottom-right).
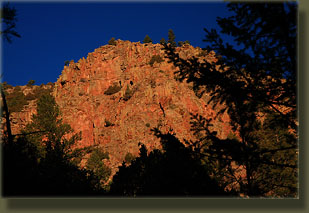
86, 148, 111, 189
26, 80, 35, 87
108, 37, 116, 45
163, 2, 297, 197
160, 38, 166, 45
184, 40, 190, 45
24, 93, 81, 159
168, 29, 177, 47
143, 34, 152, 44
3, 93, 99, 196
0, 3, 21, 43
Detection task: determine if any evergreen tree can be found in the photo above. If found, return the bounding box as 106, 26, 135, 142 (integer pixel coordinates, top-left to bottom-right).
143, 34, 152, 44
86, 148, 111, 187
3, 93, 98, 196
160, 38, 166, 45
163, 2, 297, 197
168, 29, 177, 47
24, 94, 81, 159
178, 40, 190, 46
184, 40, 190, 45
0, 3, 21, 43
110, 130, 229, 196
108, 37, 116, 45
26, 79, 35, 87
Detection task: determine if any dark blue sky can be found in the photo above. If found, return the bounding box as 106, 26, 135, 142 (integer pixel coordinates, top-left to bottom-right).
2, 1, 232, 86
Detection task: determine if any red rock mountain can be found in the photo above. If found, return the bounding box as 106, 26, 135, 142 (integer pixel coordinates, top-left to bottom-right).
4, 40, 232, 175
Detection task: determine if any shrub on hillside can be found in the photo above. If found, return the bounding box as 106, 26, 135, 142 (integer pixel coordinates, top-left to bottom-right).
124, 152, 135, 164
104, 119, 114, 127
24, 86, 53, 102
6, 87, 28, 113
1, 82, 13, 90
26, 80, 35, 87
197, 50, 208, 57
104, 84, 122, 95
86, 148, 111, 184
108, 37, 117, 46
149, 55, 164, 66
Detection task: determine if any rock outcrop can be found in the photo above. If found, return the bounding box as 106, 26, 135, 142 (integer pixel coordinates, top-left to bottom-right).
3, 40, 232, 175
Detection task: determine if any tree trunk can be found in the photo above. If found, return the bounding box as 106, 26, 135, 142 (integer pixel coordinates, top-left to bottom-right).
1, 88, 13, 143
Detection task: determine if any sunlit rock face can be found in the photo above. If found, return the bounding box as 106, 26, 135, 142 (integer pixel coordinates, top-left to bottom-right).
1, 84, 53, 135
6, 40, 232, 173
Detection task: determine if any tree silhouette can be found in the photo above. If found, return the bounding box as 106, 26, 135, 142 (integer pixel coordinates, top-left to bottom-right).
160, 38, 166, 45
1, 83, 13, 144
163, 2, 297, 197
109, 129, 230, 197
0, 2, 21, 146
143, 34, 152, 44
108, 37, 116, 45
26, 79, 35, 86
168, 29, 177, 47
0, 3, 21, 43
85, 148, 111, 189
177, 41, 183, 47
2, 94, 100, 196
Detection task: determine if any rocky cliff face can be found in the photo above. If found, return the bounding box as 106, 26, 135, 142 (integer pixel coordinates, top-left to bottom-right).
4, 40, 232, 174
1, 84, 53, 135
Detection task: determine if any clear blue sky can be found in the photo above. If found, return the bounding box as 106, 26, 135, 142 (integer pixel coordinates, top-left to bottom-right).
2, 1, 232, 86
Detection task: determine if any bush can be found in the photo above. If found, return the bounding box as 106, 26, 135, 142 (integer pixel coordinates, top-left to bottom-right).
5, 84, 53, 113
178, 41, 184, 47
26, 80, 35, 87
124, 153, 135, 164
177, 41, 190, 47
149, 55, 164, 66
104, 84, 122, 95
86, 148, 111, 184
145, 123, 150, 127
32, 87, 53, 99
1, 82, 13, 90
197, 50, 208, 57
104, 119, 114, 127
25, 93, 36, 101
108, 37, 116, 46
6, 87, 28, 113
